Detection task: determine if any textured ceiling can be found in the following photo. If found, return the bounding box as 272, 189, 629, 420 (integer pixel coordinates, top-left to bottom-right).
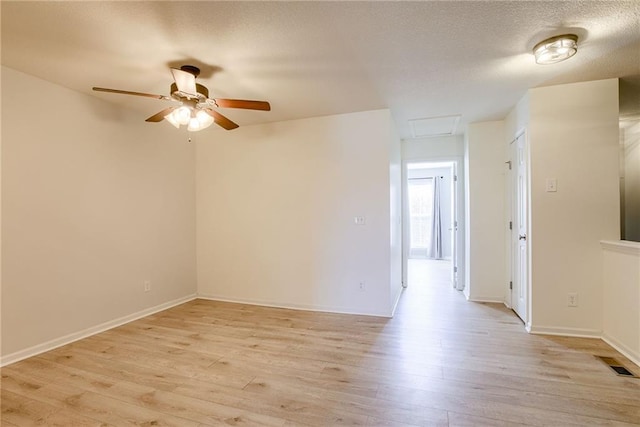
2, 1, 639, 139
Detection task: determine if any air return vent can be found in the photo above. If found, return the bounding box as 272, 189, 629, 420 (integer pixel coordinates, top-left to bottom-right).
596, 356, 639, 378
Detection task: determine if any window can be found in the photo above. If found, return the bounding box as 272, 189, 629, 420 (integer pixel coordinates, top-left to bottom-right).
408, 178, 433, 254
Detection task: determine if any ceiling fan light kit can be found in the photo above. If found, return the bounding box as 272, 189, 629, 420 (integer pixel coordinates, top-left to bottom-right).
164, 106, 214, 131
92, 65, 270, 132
533, 34, 578, 65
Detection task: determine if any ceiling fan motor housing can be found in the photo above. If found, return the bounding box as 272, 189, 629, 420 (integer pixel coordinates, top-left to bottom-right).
180, 65, 201, 77
170, 82, 209, 100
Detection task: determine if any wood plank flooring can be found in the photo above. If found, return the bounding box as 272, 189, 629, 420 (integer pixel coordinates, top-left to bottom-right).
2, 259, 640, 426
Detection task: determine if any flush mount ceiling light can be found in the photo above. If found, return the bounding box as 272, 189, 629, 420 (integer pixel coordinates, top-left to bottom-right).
533, 34, 578, 65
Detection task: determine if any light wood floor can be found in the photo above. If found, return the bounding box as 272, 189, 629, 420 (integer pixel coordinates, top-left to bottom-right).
3, 259, 640, 426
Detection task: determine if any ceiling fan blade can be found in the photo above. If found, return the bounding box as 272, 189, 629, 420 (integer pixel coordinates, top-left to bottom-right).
93, 87, 170, 100
205, 109, 239, 130
214, 99, 271, 111
170, 68, 197, 95
145, 107, 176, 122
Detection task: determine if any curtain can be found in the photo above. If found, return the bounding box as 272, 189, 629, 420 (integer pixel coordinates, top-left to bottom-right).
427, 176, 443, 259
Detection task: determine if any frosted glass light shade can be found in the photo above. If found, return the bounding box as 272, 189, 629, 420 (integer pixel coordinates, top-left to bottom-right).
196, 110, 214, 128
164, 111, 180, 128
174, 106, 192, 125
187, 110, 215, 132
164, 106, 215, 132
533, 34, 578, 65
187, 117, 202, 132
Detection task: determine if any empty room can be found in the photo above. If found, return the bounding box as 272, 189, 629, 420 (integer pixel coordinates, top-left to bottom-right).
2, 1, 640, 426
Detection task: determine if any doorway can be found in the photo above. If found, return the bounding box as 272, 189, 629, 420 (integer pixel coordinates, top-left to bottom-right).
402, 160, 463, 291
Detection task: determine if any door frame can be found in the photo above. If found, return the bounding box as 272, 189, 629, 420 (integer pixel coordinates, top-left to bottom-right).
401, 156, 465, 290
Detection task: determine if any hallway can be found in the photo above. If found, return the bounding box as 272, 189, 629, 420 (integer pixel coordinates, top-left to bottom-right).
384, 258, 640, 425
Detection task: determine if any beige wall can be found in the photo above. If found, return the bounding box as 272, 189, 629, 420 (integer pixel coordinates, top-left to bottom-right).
1, 67, 197, 361
528, 79, 620, 335
196, 110, 400, 316
465, 121, 506, 302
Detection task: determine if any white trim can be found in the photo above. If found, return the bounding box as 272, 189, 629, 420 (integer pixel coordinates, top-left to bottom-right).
600, 240, 640, 256
467, 296, 505, 304
0, 294, 197, 367
602, 333, 640, 368
529, 325, 601, 338
390, 286, 405, 317
197, 293, 392, 319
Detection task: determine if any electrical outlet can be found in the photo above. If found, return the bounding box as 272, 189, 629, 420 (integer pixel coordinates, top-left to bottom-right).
568, 292, 578, 307
354, 216, 366, 225
144, 280, 152, 292
358, 281, 366, 291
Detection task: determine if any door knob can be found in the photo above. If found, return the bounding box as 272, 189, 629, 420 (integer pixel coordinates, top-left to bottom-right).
519, 234, 527, 241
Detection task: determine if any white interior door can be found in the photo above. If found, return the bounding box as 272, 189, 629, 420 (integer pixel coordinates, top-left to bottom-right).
510, 132, 528, 322
450, 163, 458, 289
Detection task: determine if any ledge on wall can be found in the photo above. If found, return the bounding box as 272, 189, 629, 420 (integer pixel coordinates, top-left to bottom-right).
600, 240, 640, 255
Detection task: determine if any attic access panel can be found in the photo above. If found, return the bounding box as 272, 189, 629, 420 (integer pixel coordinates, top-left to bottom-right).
409, 115, 461, 138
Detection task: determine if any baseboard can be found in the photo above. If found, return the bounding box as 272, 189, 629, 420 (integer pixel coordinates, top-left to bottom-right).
0, 293, 197, 367
602, 333, 640, 368
528, 325, 601, 338
390, 286, 405, 317
197, 293, 392, 318
467, 296, 505, 304
530, 327, 639, 368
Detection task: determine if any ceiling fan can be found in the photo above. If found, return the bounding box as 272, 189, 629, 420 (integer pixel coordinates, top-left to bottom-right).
93, 65, 270, 132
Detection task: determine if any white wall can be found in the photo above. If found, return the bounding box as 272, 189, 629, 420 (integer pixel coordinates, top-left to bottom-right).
196, 109, 400, 317
504, 94, 530, 140
402, 135, 464, 160
1, 67, 197, 363
528, 79, 620, 336
389, 123, 403, 313
601, 241, 640, 367
464, 121, 506, 302
622, 121, 640, 242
